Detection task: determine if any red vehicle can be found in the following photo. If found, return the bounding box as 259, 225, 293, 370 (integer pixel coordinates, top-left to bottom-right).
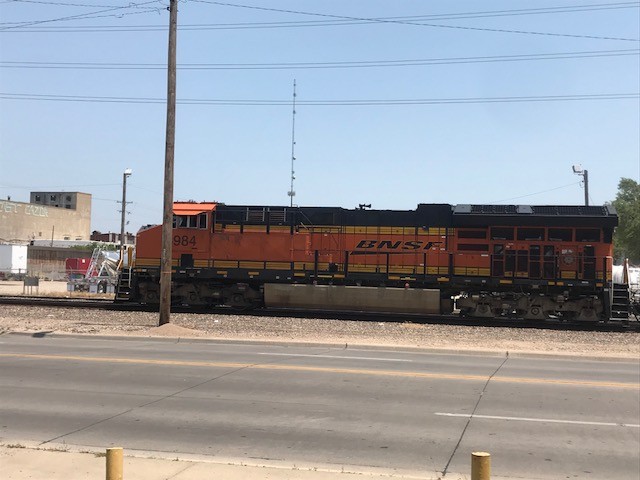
65, 257, 90, 280
120, 202, 620, 321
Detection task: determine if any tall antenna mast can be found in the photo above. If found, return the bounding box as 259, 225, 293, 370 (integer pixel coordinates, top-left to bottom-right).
287, 79, 297, 207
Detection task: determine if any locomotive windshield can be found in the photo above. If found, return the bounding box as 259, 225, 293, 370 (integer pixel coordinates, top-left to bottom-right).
172, 213, 207, 229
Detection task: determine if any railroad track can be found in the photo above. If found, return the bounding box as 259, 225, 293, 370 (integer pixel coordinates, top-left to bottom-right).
1, 295, 638, 332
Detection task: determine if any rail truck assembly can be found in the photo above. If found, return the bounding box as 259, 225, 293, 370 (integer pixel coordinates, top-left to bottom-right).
116, 201, 632, 322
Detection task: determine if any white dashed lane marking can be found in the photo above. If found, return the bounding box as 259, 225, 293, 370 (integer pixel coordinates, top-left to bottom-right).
435, 412, 640, 428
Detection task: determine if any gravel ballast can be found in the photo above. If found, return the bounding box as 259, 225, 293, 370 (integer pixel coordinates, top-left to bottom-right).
1, 305, 638, 359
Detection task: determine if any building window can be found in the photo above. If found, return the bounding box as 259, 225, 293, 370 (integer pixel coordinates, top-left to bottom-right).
35, 195, 41, 202
63, 236, 70, 240
66, 195, 72, 202
65, 205, 71, 209
50, 195, 57, 201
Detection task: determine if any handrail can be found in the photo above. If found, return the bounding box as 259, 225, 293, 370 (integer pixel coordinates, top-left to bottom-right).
116, 245, 134, 271
623, 258, 630, 284
608, 256, 614, 313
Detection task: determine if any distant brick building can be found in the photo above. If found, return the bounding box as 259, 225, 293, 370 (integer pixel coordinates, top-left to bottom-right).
90, 231, 135, 245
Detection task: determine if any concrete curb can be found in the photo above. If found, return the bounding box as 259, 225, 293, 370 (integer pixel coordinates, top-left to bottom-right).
3, 331, 638, 362
0, 442, 441, 479
0, 442, 548, 480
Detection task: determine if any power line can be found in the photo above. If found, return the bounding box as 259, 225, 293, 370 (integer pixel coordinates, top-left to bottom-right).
0, 182, 120, 189
489, 182, 582, 203
0, 9, 161, 26
129, 185, 162, 195
1, 49, 637, 70
0, 183, 148, 205
5, 0, 155, 7
0, 7, 160, 26
189, 0, 640, 42
0, 9, 161, 27
6, 0, 637, 15
0, 0, 161, 30
92, 196, 120, 202
2, 2, 638, 34
1, 92, 638, 105
4, 0, 158, 8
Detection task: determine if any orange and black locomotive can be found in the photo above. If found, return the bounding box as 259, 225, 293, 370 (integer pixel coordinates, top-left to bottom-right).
121, 201, 618, 321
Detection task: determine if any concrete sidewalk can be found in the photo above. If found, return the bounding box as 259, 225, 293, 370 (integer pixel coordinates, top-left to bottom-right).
1, 444, 457, 480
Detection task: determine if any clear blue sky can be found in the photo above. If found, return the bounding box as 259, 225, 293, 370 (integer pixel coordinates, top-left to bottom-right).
1, 1, 639, 234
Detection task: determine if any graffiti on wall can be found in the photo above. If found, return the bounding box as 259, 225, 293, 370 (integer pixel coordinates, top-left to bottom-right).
0, 201, 49, 217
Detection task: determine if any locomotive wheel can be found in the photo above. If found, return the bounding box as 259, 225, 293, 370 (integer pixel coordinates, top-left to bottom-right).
227, 292, 256, 311
143, 291, 159, 304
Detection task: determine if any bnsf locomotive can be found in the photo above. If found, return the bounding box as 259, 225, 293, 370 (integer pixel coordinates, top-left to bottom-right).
118, 201, 619, 321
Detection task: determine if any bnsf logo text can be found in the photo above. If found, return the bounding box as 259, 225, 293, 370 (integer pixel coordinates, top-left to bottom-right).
354, 240, 442, 251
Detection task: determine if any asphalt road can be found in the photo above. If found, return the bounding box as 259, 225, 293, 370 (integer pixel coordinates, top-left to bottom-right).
0, 334, 638, 479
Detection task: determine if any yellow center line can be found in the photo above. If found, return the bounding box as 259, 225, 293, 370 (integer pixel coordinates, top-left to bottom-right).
1, 353, 638, 389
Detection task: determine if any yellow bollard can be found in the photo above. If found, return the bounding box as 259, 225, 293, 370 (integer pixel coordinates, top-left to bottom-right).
106, 447, 123, 480
471, 451, 491, 480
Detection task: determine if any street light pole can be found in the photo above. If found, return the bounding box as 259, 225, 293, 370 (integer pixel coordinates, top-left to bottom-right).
583, 169, 589, 207
120, 169, 132, 254
572, 165, 589, 206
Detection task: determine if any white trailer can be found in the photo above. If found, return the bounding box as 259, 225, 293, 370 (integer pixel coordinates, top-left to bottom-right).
0, 244, 28, 277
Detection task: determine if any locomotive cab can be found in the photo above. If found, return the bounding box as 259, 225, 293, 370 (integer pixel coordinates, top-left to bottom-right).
171, 203, 216, 269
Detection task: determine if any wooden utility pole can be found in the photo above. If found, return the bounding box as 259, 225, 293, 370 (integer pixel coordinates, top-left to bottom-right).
159, 0, 177, 326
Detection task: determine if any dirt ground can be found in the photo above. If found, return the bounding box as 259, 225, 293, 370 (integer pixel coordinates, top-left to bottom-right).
0, 281, 638, 359
0, 280, 114, 299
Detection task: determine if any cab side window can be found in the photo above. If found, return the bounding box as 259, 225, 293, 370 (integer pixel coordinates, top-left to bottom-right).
173, 214, 208, 229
